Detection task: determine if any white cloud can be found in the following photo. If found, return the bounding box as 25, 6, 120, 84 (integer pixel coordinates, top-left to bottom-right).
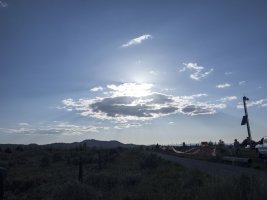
225, 72, 233, 75
61, 83, 226, 122
122, 34, 152, 47
0, 1, 8, 7
164, 88, 176, 91
0, 127, 35, 135
216, 83, 231, 88
168, 122, 175, 125
179, 67, 186, 72
0, 122, 109, 135
114, 123, 141, 129
107, 82, 153, 97
178, 94, 207, 100
18, 123, 30, 126
62, 98, 75, 107
238, 81, 246, 86
149, 70, 159, 76
90, 86, 103, 92
191, 94, 208, 98
220, 96, 237, 102
237, 99, 267, 109
181, 63, 213, 80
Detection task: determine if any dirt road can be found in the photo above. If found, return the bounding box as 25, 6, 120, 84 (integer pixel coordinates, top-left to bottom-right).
157, 153, 267, 180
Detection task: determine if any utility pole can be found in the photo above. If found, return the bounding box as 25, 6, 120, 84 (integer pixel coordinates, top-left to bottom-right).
241, 96, 252, 146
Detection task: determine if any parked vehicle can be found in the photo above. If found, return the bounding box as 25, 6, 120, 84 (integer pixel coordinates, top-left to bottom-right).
255, 136, 267, 158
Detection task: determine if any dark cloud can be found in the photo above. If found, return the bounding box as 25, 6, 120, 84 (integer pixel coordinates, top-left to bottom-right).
62, 89, 226, 122
90, 94, 176, 118
182, 105, 212, 115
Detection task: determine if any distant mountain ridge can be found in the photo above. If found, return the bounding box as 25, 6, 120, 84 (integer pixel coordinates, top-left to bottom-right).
45, 139, 137, 149
0, 139, 138, 149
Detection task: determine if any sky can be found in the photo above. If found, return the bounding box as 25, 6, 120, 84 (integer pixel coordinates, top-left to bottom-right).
0, 0, 267, 145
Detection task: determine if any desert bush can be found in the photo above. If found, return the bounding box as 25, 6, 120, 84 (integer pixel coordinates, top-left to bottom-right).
52, 153, 63, 162
140, 153, 160, 169
121, 174, 142, 187
86, 172, 119, 189
15, 146, 24, 152
106, 148, 119, 162
40, 155, 50, 167
5, 148, 12, 154
97, 151, 106, 170
53, 181, 102, 200
3, 147, 267, 200
198, 176, 234, 200
232, 174, 266, 200
6, 175, 47, 196
198, 174, 267, 200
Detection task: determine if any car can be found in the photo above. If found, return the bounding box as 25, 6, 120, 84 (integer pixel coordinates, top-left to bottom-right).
255, 136, 267, 158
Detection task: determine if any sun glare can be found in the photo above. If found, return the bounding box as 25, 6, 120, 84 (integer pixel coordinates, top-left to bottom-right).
107, 83, 153, 97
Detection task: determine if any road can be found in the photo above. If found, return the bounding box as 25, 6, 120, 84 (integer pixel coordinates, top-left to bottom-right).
156, 153, 267, 180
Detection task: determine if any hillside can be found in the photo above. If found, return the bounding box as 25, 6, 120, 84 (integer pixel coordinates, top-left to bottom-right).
0, 139, 138, 150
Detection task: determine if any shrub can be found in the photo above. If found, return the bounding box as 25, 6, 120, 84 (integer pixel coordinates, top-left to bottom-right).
121, 174, 141, 187
53, 181, 102, 200
86, 172, 119, 189
40, 155, 50, 167
52, 153, 62, 162
15, 145, 24, 152
4, 148, 12, 154
140, 153, 159, 169
232, 174, 265, 200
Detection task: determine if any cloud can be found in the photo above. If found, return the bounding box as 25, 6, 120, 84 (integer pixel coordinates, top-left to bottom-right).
225, 72, 233, 75
149, 70, 159, 76
216, 83, 231, 88
179, 67, 186, 72
61, 83, 226, 122
0, 122, 109, 135
90, 86, 103, 92
164, 88, 176, 91
114, 123, 141, 129
238, 81, 246, 86
0, 1, 7, 7
181, 63, 214, 80
18, 123, 30, 126
237, 99, 267, 109
168, 122, 175, 125
0, 127, 36, 135
220, 96, 237, 102
107, 82, 153, 97
180, 103, 226, 116
122, 34, 152, 47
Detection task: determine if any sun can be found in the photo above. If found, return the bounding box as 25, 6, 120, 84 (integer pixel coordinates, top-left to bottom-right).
107, 82, 153, 97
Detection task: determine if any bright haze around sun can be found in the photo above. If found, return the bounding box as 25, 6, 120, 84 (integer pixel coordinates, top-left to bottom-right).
1, 0, 267, 145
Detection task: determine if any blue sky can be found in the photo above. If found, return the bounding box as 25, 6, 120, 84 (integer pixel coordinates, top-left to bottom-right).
1, 0, 267, 145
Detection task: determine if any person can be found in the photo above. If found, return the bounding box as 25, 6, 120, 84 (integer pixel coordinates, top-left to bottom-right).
233, 139, 241, 156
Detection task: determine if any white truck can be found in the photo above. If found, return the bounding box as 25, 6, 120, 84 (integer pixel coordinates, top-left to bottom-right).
255, 136, 267, 158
